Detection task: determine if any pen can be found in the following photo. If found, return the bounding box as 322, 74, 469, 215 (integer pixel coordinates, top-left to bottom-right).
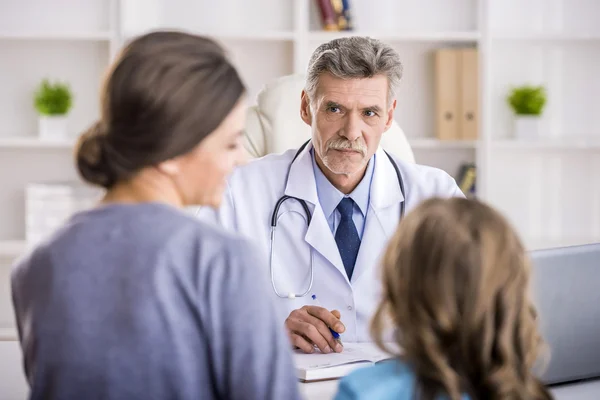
311, 294, 342, 344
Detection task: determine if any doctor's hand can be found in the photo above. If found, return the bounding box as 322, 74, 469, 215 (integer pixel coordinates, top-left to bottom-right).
285, 306, 345, 354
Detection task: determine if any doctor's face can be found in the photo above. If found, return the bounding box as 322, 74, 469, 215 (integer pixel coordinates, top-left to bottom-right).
300, 73, 396, 176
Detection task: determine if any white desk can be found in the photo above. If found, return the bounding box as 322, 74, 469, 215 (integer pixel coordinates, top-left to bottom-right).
299, 377, 600, 400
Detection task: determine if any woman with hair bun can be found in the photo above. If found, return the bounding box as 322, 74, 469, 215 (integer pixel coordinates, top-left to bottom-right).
11, 31, 300, 400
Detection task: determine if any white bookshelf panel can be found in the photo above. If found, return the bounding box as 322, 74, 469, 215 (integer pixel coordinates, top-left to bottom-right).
123, 0, 294, 35
391, 42, 438, 141
0, 41, 108, 139
487, 153, 600, 248
487, 153, 545, 242
558, 153, 600, 240
0, 151, 79, 241
217, 39, 294, 105
489, 42, 600, 140
309, 0, 477, 33
0, 138, 75, 149
489, 0, 600, 36
0, 241, 28, 260
492, 138, 600, 150
0, 0, 110, 34
307, 31, 480, 43
0, 266, 15, 332
412, 148, 475, 181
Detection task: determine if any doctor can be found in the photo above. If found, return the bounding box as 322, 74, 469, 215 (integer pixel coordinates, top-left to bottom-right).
198, 36, 464, 353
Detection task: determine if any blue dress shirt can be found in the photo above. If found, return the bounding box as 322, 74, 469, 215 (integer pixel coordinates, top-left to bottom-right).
311, 149, 375, 239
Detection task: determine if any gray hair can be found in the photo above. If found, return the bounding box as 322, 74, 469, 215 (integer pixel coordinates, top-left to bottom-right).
305, 36, 403, 105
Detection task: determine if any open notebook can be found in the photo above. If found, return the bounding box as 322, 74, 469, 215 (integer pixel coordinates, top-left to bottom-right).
293, 342, 395, 382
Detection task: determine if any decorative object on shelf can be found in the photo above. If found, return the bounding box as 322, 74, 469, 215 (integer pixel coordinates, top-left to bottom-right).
434, 47, 479, 141
507, 85, 546, 140
457, 162, 476, 197
33, 78, 74, 140
333, 0, 353, 31
315, 0, 353, 31
25, 182, 104, 246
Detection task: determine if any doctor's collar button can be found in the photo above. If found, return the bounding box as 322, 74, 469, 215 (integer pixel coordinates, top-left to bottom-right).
347, 306, 353, 311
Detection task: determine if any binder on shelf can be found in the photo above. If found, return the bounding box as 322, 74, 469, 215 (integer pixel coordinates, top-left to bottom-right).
433, 47, 479, 141
434, 48, 460, 140
459, 48, 479, 140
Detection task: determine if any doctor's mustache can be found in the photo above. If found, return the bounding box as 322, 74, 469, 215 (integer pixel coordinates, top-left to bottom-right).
326, 137, 367, 156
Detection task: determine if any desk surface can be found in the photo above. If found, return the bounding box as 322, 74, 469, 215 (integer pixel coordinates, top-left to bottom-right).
299, 377, 600, 400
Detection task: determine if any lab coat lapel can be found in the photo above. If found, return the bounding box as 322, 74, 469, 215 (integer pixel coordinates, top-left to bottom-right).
284, 142, 347, 281
351, 148, 405, 283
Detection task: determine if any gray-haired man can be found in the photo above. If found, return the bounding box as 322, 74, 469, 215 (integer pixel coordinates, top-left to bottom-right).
199, 36, 464, 353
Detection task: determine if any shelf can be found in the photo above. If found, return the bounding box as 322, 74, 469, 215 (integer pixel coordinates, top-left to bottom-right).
199, 31, 295, 41
308, 31, 480, 43
0, 31, 113, 41
0, 327, 18, 341
0, 137, 75, 149
0, 240, 28, 259
526, 237, 600, 251
408, 138, 478, 149
492, 138, 600, 150
122, 30, 295, 42
492, 32, 600, 41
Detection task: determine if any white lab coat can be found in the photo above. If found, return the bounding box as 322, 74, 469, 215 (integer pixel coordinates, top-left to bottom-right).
197, 141, 464, 342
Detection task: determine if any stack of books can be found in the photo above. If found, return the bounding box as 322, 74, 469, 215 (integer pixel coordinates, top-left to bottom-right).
314, 0, 353, 31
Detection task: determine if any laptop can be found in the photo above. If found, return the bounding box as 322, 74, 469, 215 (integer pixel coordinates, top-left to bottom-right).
529, 243, 600, 385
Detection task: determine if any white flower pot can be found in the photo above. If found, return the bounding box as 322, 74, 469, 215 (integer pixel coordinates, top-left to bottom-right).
513, 116, 541, 140
39, 115, 68, 140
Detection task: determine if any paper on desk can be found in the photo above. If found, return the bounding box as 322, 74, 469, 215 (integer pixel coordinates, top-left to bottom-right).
293, 342, 392, 370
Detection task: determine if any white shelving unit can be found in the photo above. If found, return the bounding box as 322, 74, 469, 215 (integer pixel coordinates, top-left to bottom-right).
0, 0, 598, 251
484, 0, 600, 248
0, 0, 121, 339
0, 137, 75, 149
0, 241, 28, 260
0, 327, 18, 342
1, 0, 599, 330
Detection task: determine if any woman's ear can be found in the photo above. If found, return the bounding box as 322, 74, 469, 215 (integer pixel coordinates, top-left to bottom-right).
157, 159, 180, 176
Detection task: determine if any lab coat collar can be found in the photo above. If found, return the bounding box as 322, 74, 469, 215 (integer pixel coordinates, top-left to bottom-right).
284, 141, 346, 282
284, 141, 319, 204
350, 146, 405, 284
370, 146, 405, 209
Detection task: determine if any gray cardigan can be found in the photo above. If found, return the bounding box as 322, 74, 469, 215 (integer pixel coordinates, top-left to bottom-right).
11, 202, 300, 400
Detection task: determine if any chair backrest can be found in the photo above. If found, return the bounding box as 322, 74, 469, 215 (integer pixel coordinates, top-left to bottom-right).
244, 74, 415, 163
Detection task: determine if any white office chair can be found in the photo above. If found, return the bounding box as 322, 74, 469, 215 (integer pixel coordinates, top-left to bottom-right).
243, 74, 415, 163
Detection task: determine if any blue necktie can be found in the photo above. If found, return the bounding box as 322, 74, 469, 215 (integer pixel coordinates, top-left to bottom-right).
335, 198, 361, 280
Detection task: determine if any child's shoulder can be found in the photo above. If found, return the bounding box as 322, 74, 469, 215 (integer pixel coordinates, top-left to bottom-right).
334, 359, 416, 400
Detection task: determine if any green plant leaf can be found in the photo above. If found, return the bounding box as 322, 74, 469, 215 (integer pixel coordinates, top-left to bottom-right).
506, 85, 547, 116
34, 78, 73, 116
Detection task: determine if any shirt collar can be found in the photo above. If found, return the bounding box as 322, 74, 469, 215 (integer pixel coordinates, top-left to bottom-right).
310, 148, 375, 219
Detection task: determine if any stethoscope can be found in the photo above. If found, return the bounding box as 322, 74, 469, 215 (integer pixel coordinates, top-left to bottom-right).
270, 140, 406, 299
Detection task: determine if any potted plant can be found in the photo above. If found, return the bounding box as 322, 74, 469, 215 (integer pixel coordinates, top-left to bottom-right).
34, 79, 73, 140
507, 85, 547, 139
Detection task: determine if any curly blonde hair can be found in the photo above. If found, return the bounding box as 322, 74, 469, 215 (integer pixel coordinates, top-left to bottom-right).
371, 197, 553, 400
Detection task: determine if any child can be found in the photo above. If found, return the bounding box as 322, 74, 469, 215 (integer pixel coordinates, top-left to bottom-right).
335, 197, 553, 400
